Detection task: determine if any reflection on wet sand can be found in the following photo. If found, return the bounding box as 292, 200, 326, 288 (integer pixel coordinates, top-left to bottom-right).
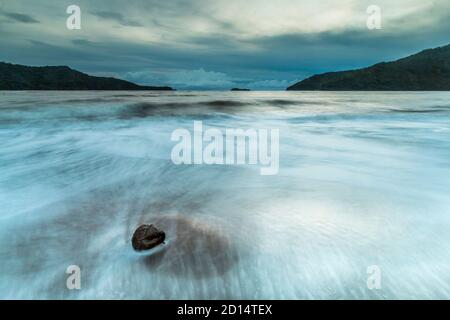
141, 215, 238, 279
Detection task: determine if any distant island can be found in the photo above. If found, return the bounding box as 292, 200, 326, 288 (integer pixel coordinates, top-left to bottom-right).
231, 88, 251, 91
0, 62, 173, 90
287, 44, 450, 91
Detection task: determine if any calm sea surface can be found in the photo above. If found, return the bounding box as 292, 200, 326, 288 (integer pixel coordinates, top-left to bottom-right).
0, 91, 449, 299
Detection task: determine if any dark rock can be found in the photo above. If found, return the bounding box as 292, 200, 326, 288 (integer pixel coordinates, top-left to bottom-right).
132, 224, 166, 251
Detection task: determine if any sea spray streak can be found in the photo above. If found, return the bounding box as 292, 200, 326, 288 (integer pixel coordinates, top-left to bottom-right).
170, 121, 279, 175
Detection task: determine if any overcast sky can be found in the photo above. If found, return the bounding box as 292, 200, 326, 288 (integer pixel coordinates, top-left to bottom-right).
0, 0, 449, 89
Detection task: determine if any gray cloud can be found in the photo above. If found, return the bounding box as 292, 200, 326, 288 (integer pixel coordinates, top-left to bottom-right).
92, 11, 142, 27
71, 39, 95, 46
125, 68, 236, 89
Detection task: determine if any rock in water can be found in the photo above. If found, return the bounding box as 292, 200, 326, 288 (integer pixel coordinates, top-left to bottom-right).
132, 224, 166, 251
230, 88, 251, 91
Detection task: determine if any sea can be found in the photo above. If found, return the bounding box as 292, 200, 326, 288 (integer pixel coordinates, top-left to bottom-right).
0, 90, 449, 299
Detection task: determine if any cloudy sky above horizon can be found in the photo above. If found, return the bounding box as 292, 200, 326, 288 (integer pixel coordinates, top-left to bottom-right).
0, 0, 449, 89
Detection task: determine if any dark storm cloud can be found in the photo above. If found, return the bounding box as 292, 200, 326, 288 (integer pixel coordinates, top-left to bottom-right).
2, 12, 39, 23
0, 0, 449, 89
3, 24, 448, 89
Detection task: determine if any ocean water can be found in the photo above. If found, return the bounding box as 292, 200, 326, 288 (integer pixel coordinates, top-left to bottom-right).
0, 91, 449, 299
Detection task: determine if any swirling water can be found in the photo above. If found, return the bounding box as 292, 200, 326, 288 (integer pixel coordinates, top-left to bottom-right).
0, 91, 449, 299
